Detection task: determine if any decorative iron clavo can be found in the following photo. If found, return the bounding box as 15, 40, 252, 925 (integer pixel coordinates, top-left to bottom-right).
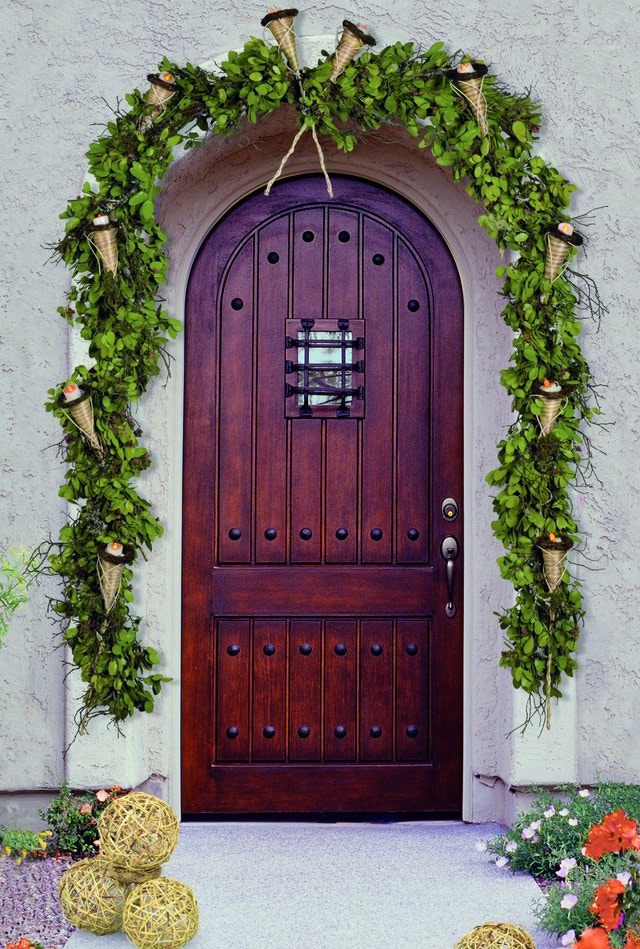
285, 318, 365, 418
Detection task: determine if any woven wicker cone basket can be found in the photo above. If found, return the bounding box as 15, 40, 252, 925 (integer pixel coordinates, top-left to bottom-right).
67, 397, 101, 452
454, 922, 536, 949
265, 15, 299, 74
122, 877, 199, 949
58, 856, 131, 935
146, 81, 176, 122
329, 26, 366, 82
98, 555, 125, 613
544, 232, 571, 283
457, 77, 489, 135
541, 546, 567, 593
98, 792, 180, 873
539, 395, 562, 435
90, 226, 118, 275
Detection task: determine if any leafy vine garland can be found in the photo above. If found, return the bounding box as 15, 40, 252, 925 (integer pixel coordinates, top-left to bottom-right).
47, 26, 602, 732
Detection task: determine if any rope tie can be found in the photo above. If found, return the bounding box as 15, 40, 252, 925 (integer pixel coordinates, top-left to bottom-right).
264, 124, 333, 197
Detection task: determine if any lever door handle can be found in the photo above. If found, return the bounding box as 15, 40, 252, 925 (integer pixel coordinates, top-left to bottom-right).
440, 536, 460, 618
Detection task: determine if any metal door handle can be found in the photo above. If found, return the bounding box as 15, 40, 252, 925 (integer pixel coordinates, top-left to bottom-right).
440, 536, 460, 618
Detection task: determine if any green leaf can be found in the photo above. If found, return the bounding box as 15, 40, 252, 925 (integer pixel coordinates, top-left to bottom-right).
512, 121, 528, 142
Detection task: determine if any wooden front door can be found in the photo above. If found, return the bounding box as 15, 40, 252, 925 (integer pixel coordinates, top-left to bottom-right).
181, 175, 464, 816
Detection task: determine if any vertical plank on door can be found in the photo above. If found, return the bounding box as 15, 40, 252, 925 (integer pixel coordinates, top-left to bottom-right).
360, 620, 393, 760
325, 420, 358, 563
327, 208, 359, 321
218, 238, 254, 563
396, 239, 430, 564
361, 218, 394, 564
252, 621, 287, 761
255, 218, 289, 564
289, 620, 322, 761
216, 620, 251, 762
396, 619, 430, 761
324, 620, 357, 760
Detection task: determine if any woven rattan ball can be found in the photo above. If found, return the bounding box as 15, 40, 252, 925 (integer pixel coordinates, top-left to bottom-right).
98, 792, 179, 872
122, 877, 199, 949
455, 923, 536, 949
58, 855, 131, 934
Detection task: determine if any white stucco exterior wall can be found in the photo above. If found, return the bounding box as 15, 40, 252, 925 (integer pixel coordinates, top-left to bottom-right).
1, 0, 638, 824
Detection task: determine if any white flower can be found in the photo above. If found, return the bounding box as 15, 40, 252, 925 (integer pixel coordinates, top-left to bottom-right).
568, 818, 578, 827
559, 808, 570, 817
560, 930, 576, 946
505, 840, 518, 853
578, 788, 590, 798
521, 827, 536, 840
544, 806, 556, 818
530, 819, 542, 831
617, 871, 632, 886
560, 893, 578, 910
475, 839, 487, 852
556, 857, 577, 879
495, 856, 509, 868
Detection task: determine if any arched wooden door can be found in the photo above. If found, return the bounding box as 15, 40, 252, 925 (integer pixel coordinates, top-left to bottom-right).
181, 174, 464, 815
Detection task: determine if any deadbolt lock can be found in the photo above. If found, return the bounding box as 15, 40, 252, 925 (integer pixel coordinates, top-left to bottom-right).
442, 497, 459, 522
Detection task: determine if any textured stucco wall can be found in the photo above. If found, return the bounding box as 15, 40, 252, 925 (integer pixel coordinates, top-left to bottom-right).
1, 0, 638, 823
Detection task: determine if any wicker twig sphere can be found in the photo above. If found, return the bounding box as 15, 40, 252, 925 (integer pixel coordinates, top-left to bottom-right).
98, 792, 180, 872
455, 923, 536, 949
122, 877, 199, 948
58, 855, 131, 934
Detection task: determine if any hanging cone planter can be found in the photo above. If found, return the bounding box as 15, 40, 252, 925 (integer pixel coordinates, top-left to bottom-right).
97, 542, 135, 614
87, 214, 118, 276
261, 8, 300, 76
329, 20, 376, 83
58, 383, 103, 454
142, 71, 178, 126
447, 62, 489, 136
532, 379, 570, 436
543, 222, 583, 287
536, 533, 573, 594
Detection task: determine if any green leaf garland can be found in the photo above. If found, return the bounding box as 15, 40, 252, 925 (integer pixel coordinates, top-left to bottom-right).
47, 35, 601, 732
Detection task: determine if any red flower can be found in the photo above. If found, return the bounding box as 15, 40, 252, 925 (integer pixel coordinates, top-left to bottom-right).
575, 929, 612, 948
624, 935, 640, 949
584, 810, 640, 860
589, 878, 626, 931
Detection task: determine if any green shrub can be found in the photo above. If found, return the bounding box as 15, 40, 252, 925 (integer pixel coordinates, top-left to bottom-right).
39, 780, 125, 854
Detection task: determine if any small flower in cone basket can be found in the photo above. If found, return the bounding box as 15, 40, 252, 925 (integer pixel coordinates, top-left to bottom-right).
446, 61, 489, 136
536, 532, 573, 594
141, 72, 178, 128
97, 542, 135, 614
532, 378, 571, 436
542, 222, 583, 294
261, 8, 301, 76
329, 20, 376, 83
86, 213, 119, 276
58, 382, 103, 455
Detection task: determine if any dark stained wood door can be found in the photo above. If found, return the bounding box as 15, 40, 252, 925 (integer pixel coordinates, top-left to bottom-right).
181, 175, 464, 815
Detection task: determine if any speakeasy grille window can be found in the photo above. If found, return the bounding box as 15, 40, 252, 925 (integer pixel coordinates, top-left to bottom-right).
285, 319, 365, 418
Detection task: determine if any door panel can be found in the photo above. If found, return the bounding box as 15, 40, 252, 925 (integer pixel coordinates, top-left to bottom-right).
182, 174, 464, 815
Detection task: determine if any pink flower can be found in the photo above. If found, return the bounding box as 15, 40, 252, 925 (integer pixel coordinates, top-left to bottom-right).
79, 803, 92, 814
544, 806, 556, 818
475, 839, 487, 852
560, 893, 579, 910
95, 789, 110, 802
556, 857, 577, 879
505, 841, 518, 853
495, 856, 509, 869
522, 827, 536, 840
561, 931, 576, 947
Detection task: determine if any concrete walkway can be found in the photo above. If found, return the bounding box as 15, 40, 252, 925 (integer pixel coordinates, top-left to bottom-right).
65, 822, 560, 948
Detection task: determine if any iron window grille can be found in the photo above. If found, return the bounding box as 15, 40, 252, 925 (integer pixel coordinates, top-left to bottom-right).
285, 318, 365, 418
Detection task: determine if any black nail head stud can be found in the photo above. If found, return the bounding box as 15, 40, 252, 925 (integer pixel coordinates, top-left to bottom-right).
334, 643, 347, 656
370, 644, 383, 656
372, 254, 385, 265
407, 528, 420, 541
263, 643, 276, 656
228, 528, 242, 540
226, 726, 239, 739
408, 299, 421, 312
267, 251, 280, 263
302, 231, 315, 243
299, 528, 313, 540
334, 725, 347, 739
231, 298, 244, 310
370, 726, 382, 738
335, 528, 349, 540
370, 528, 383, 541
264, 528, 277, 541
298, 726, 310, 739
406, 725, 419, 738
227, 644, 240, 656
299, 643, 313, 655
338, 231, 351, 243
406, 642, 419, 656
263, 726, 276, 739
